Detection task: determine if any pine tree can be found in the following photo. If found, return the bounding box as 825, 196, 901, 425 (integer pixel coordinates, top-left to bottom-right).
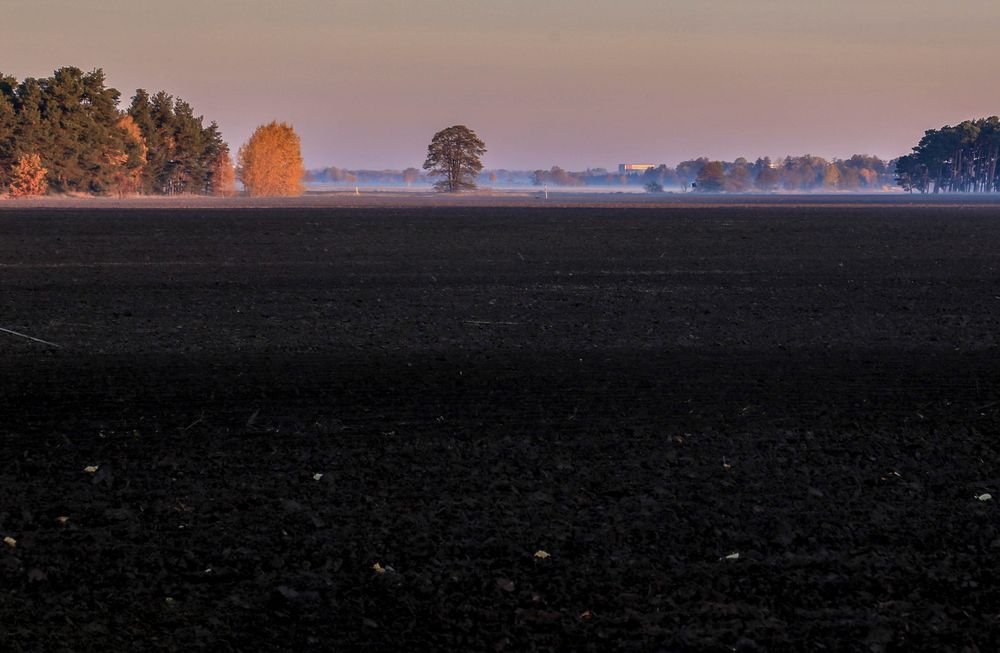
12, 78, 46, 173
423, 125, 486, 192
31, 67, 128, 193
901, 117, 1000, 193
129, 91, 227, 194
0, 75, 16, 189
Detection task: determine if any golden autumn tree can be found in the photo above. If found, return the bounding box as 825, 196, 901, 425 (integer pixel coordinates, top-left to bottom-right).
109, 115, 147, 197
822, 164, 841, 190
237, 121, 305, 197
9, 153, 48, 197
211, 145, 237, 196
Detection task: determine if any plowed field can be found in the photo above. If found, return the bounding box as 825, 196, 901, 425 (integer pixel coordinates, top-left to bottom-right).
2, 202, 1000, 651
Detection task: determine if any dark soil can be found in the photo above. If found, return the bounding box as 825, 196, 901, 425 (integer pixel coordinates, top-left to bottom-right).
2, 203, 1000, 651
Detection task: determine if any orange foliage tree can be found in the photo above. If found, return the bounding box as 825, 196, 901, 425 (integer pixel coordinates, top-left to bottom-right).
109, 115, 147, 197
211, 145, 237, 196
236, 122, 304, 197
9, 153, 48, 197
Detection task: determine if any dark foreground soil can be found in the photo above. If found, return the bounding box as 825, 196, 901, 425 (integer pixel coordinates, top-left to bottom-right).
2, 203, 1000, 651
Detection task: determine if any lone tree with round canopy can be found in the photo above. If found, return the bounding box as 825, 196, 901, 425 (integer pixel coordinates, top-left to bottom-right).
423, 125, 486, 192
237, 121, 305, 197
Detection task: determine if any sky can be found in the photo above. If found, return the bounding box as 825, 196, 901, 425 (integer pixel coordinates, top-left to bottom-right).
6, 0, 1000, 170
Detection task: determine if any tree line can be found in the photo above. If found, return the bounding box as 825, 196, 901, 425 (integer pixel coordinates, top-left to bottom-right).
307, 166, 427, 186
529, 156, 896, 192
5, 69, 991, 197
895, 117, 1000, 193
303, 157, 897, 192
0, 67, 234, 196
305, 156, 897, 192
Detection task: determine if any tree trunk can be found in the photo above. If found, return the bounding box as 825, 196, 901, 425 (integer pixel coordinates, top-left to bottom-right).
953, 149, 961, 193
988, 146, 998, 193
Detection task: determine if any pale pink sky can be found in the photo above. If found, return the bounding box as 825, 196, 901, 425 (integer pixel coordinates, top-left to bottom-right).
7, 0, 1000, 169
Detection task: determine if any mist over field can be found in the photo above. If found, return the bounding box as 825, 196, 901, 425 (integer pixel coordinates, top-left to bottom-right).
304, 156, 899, 194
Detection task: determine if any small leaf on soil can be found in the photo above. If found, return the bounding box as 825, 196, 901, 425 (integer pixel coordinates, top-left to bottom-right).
579, 609, 595, 621
977, 493, 993, 502
312, 473, 324, 481
56, 516, 70, 525
275, 585, 299, 600
3, 536, 16, 548
373, 562, 386, 574
83, 465, 99, 473
533, 550, 551, 560
724, 552, 740, 560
